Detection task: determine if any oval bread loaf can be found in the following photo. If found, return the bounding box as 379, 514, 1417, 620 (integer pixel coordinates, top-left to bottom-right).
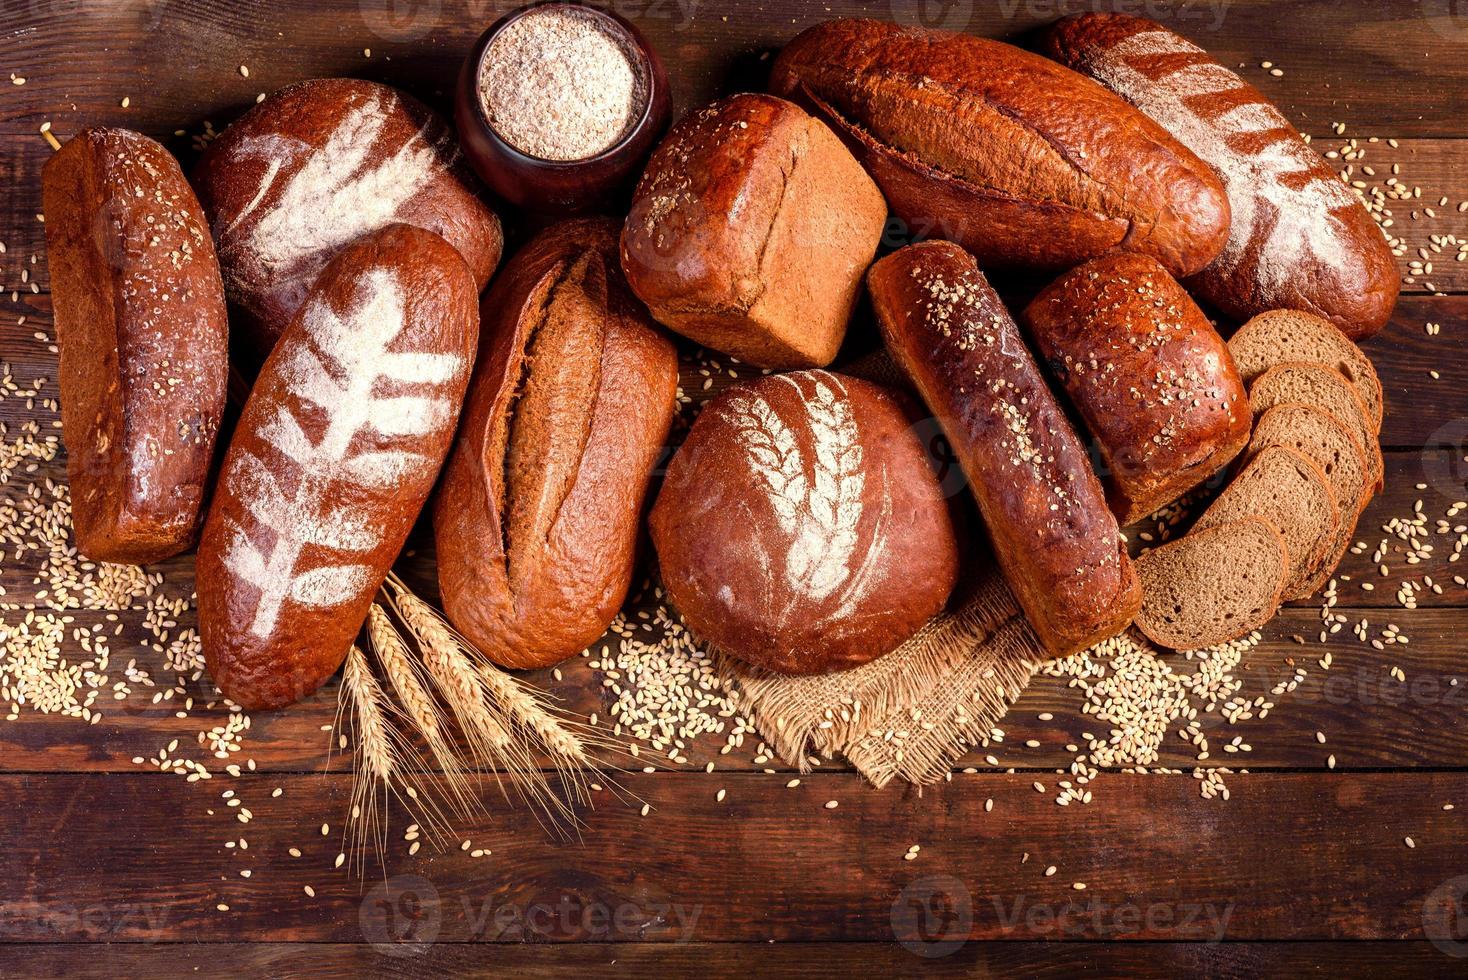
649, 370, 959, 676
194, 78, 503, 359
42, 127, 229, 564
198, 224, 478, 710
435, 218, 679, 670
769, 18, 1229, 276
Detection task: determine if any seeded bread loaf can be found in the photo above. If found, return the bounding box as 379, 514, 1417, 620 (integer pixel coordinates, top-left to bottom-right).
42, 127, 229, 564
1044, 13, 1399, 337
621, 93, 886, 370
1249, 362, 1382, 492
198, 224, 478, 710
1021, 253, 1249, 524
435, 218, 679, 670
769, 18, 1229, 276
649, 370, 959, 675
1229, 310, 1383, 431
868, 241, 1140, 657
1135, 516, 1288, 650
194, 78, 504, 359
1193, 445, 1339, 600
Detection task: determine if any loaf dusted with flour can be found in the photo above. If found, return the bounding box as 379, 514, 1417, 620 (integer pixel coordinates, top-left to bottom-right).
868, 241, 1140, 657
769, 18, 1229, 276
42, 128, 228, 564
194, 78, 503, 357
621, 93, 886, 370
198, 224, 477, 710
1044, 13, 1399, 337
435, 218, 678, 670
650, 370, 958, 676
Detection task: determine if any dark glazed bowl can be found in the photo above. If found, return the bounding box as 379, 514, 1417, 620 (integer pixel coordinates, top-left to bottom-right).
454, 1, 671, 215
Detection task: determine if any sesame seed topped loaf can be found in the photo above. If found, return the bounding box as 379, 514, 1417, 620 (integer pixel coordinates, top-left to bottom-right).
193, 78, 504, 360
649, 370, 959, 676
1193, 444, 1340, 601
1044, 13, 1399, 337
621, 93, 887, 370
1248, 362, 1383, 493
1229, 309, 1383, 432
868, 240, 1140, 658
769, 18, 1230, 277
1135, 516, 1289, 650
1022, 253, 1250, 525
42, 127, 229, 565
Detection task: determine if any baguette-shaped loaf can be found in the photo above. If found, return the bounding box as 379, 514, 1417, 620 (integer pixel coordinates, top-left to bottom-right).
198, 224, 478, 709
868, 241, 1140, 657
1022, 253, 1249, 524
194, 78, 503, 358
42, 128, 228, 564
435, 218, 678, 670
769, 18, 1229, 276
1044, 13, 1399, 337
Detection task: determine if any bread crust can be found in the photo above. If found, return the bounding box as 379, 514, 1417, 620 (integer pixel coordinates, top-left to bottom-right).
868, 241, 1140, 657
435, 218, 678, 670
42, 127, 228, 564
769, 18, 1229, 276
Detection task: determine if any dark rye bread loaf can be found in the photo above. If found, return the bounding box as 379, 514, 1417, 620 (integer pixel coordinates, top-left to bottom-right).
768, 18, 1229, 277
436, 218, 679, 670
868, 241, 1140, 657
621, 93, 886, 370
1229, 310, 1383, 431
1044, 13, 1399, 338
1193, 445, 1340, 601
42, 127, 229, 564
1021, 253, 1249, 524
649, 370, 960, 676
194, 78, 503, 358
1135, 516, 1288, 650
1249, 362, 1382, 492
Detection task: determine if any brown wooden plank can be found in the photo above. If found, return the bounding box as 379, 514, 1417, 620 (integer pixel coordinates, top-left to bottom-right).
2, 940, 1463, 978
0, 771, 1462, 943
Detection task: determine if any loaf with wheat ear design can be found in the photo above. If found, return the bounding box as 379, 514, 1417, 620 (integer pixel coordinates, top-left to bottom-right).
197, 224, 477, 710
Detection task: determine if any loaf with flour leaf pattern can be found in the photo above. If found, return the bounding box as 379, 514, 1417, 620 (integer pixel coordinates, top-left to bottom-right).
197, 224, 478, 710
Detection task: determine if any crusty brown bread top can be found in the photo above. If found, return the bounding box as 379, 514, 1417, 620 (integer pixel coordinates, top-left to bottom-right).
435, 217, 679, 670
1043, 13, 1399, 337
1229, 309, 1383, 432
42, 127, 229, 564
769, 18, 1229, 276
194, 78, 503, 359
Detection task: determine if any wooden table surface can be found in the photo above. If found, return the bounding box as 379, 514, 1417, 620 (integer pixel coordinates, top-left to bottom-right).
3, 1, 1467, 976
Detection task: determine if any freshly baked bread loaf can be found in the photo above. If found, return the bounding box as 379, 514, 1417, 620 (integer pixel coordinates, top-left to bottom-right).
1249, 362, 1382, 491
621, 93, 886, 370
1193, 445, 1339, 600
1229, 310, 1383, 431
868, 241, 1139, 657
42, 127, 228, 564
198, 225, 477, 710
649, 370, 958, 675
1135, 516, 1288, 649
1248, 403, 1369, 595
769, 18, 1229, 276
1044, 13, 1399, 338
436, 218, 678, 670
1021, 253, 1249, 524
194, 78, 503, 358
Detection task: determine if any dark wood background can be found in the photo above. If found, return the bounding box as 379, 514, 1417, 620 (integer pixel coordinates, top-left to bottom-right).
3, 1, 1467, 976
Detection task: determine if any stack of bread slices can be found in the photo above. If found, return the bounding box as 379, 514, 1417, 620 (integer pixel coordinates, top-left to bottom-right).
1134, 311, 1384, 650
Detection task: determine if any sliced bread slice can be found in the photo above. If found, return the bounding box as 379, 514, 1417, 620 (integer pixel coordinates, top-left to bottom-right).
1249, 403, 1369, 596
1249, 362, 1383, 493
1194, 444, 1340, 600
1229, 310, 1383, 432
1134, 516, 1289, 650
